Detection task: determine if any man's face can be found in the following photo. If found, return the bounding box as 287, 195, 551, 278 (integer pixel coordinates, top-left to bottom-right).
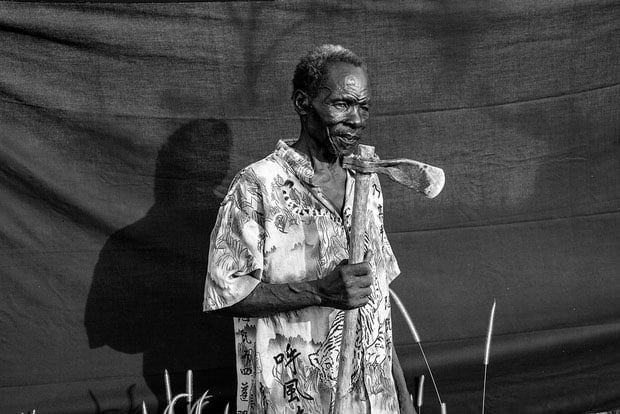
307, 62, 370, 157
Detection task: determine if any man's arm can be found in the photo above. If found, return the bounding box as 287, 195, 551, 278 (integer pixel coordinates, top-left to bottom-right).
212, 260, 373, 317
393, 346, 417, 414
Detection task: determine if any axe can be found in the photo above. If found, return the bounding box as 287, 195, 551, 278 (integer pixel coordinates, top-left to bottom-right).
333, 144, 445, 414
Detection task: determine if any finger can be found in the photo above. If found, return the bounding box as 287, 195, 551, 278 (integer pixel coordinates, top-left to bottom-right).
355, 275, 372, 288
358, 286, 372, 298
356, 290, 372, 307
348, 261, 372, 276
349, 293, 371, 309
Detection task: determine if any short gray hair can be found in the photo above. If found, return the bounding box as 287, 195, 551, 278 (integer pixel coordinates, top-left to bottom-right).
292, 44, 366, 99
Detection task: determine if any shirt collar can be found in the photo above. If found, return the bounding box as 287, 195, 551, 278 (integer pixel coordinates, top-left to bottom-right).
274, 139, 357, 188
275, 139, 315, 184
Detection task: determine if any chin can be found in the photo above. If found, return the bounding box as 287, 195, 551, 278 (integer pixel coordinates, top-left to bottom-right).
334, 139, 360, 156
326, 129, 362, 156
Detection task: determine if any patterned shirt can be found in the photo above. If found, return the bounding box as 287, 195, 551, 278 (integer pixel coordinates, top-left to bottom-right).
204, 140, 401, 413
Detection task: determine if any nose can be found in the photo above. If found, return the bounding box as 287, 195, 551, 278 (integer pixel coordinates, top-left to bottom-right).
346, 105, 366, 128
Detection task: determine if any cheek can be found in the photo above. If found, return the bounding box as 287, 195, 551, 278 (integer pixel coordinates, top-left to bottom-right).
321, 109, 348, 125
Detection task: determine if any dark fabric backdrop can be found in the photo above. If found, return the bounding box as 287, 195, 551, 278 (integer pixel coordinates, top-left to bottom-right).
1, 1, 619, 413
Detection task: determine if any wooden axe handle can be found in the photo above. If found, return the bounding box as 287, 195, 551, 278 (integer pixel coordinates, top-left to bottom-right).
333, 145, 375, 413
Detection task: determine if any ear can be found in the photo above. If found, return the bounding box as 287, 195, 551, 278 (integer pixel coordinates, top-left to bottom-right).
293, 90, 312, 116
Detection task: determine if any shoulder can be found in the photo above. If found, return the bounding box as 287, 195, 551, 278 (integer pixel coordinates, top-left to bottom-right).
224, 153, 289, 200
247, 153, 286, 178
234, 154, 287, 187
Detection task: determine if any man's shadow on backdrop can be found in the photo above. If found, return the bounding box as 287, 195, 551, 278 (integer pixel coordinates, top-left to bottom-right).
85, 119, 235, 413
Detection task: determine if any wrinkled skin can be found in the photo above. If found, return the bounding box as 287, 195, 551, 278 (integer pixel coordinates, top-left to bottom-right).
296, 62, 371, 159
292, 62, 371, 215
316, 258, 373, 310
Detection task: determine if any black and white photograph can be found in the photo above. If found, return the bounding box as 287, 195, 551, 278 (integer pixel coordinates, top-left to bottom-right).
1, 1, 619, 413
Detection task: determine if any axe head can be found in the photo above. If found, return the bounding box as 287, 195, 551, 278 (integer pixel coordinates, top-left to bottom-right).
343, 144, 445, 198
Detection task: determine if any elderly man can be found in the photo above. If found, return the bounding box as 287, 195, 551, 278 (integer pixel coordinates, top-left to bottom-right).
204, 44, 415, 413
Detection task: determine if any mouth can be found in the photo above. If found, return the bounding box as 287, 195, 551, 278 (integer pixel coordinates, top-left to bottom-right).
329, 133, 361, 156
334, 133, 361, 145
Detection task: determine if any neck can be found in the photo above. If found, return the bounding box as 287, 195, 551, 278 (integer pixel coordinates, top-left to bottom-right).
292, 128, 340, 172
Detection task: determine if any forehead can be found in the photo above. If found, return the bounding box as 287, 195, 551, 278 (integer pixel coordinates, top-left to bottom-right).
322, 62, 370, 96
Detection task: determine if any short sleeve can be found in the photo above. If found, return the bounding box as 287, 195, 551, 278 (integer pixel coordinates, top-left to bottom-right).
203, 170, 265, 311
382, 230, 401, 284
371, 174, 401, 284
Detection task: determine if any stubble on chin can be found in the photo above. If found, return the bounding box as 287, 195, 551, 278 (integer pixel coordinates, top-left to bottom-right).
329, 133, 361, 157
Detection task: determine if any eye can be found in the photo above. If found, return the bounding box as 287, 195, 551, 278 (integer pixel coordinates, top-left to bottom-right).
333, 102, 349, 110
